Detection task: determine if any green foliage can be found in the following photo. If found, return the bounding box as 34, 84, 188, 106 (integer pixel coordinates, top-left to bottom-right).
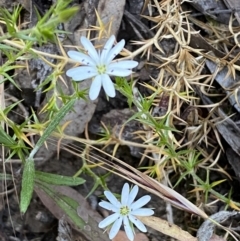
0, 5, 22, 36
29, 98, 76, 158
35, 171, 85, 186
115, 77, 134, 107
0, 0, 238, 237
35, 181, 86, 229
20, 98, 76, 213
20, 158, 35, 213
32, 0, 79, 43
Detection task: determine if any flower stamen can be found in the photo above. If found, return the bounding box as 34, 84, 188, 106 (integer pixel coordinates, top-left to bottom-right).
97, 65, 107, 74
120, 206, 130, 216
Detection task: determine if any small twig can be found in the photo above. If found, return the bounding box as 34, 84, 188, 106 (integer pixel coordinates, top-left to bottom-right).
191, 8, 240, 17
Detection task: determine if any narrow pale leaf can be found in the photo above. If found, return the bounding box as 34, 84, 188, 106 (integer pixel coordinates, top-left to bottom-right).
20, 158, 35, 213
35, 184, 111, 241
35, 181, 86, 229
35, 171, 85, 186
29, 98, 75, 158
137, 216, 197, 241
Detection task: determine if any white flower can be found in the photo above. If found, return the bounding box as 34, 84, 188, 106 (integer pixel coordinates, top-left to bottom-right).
98, 183, 154, 241
66, 35, 138, 100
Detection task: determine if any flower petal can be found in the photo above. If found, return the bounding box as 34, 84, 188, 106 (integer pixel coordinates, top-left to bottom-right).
109, 216, 123, 239
67, 51, 96, 66
100, 35, 115, 63
123, 216, 134, 241
130, 208, 154, 216
99, 201, 120, 212
108, 60, 138, 69
128, 214, 147, 232
130, 195, 151, 210
102, 74, 116, 98
121, 183, 130, 205
80, 36, 100, 63
106, 68, 132, 77
104, 190, 121, 208
89, 75, 102, 100
105, 39, 125, 64
127, 185, 139, 206
98, 213, 120, 228
66, 66, 97, 81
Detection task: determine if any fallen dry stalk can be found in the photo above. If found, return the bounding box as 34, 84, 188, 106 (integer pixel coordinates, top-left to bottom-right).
138, 216, 197, 241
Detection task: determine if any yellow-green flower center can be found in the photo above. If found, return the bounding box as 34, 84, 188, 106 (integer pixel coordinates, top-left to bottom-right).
97, 65, 106, 74
120, 206, 130, 216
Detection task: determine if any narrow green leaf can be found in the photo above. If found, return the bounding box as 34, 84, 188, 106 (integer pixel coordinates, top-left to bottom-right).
0, 125, 17, 147
35, 182, 85, 229
35, 171, 85, 186
0, 173, 13, 180
35, 183, 110, 241
20, 158, 35, 213
20, 98, 76, 213
0, 44, 18, 50
29, 98, 75, 158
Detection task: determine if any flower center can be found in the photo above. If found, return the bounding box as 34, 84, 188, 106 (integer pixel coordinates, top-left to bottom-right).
120, 206, 130, 216
96, 65, 106, 74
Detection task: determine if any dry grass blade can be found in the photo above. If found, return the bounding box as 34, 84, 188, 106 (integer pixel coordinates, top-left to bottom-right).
137, 216, 197, 241
85, 144, 209, 219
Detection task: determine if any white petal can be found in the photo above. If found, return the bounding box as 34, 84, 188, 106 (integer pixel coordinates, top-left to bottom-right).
121, 183, 130, 205
102, 74, 116, 98
105, 39, 125, 64
128, 214, 147, 232
80, 36, 100, 63
66, 66, 97, 81
130, 195, 151, 210
104, 190, 121, 208
106, 68, 132, 77
127, 185, 139, 206
89, 75, 102, 100
130, 208, 154, 216
123, 216, 134, 241
108, 60, 138, 69
67, 50, 96, 66
109, 216, 123, 239
99, 201, 120, 212
100, 35, 115, 63
98, 213, 120, 228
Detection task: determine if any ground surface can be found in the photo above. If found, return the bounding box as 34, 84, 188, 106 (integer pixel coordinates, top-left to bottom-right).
1, 0, 240, 241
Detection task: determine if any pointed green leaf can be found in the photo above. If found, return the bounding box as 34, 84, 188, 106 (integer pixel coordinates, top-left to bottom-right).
0, 125, 17, 147
29, 98, 75, 158
35, 183, 110, 241
20, 158, 35, 213
35, 182, 85, 229
0, 173, 13, 180
35, 171, 85, 186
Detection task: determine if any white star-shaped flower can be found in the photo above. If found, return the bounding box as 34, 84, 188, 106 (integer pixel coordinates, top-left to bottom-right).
98, 183, 154, 241
66, 35, 138, 100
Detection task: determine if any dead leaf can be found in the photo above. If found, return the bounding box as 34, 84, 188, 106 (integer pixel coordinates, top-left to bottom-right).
223, 0, 240, 24
34, 183, 110, 241
197, 211, 239, 241
206, 59, 240, 113
137, 216, 196, 241
97, 0, 126, 36
190, 0, 232, 25
195, 86, 240, 157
